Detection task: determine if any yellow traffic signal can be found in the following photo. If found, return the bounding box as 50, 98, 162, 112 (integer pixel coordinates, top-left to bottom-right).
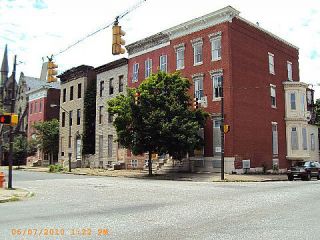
47, 60, 58, 82
223, 124, 230, 134
0, 113, 18, 126
112, 25, 126, 55
193, 98, 199, 109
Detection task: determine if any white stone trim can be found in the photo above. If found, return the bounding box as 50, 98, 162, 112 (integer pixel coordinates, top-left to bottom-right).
191, 73, 204, 79
128, 42, 170, 59
191, 37, 203, 46
209, 68, 223, 76
174, 43, 186, 51
208, 31, 222, 40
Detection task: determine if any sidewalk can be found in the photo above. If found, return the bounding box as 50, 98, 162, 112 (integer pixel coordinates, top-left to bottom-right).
0, 188, 33, 203
12, 166, 288, 182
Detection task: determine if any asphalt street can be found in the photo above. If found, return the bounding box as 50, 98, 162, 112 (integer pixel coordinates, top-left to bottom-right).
0, 170, 320, 240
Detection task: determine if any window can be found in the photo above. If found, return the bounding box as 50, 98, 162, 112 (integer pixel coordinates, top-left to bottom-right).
99, 135, 103, 159
34, 102, 37, 113
291, 127, 298, 150
311, 133, 315, 151
159, 55, 167, 72
194, 77, 203, 99
99, 106, 103, 124
61, 137, 64, 156
119, 75, 124, 93
109, 78, 114, 95
211, 36, 221, 61
212, 74, 223, 98
290, 93, 296, 110
301, 94, 305, 113
302, 128, 307, 150
272, 123, 278, 155
193, 43, 203, 65
287, 61, 292, 81
39, 100, 42, 112
68, 136, 72, 148
70, 86, 74, 101
176, 48, 185, 70
78, 83, 82, 98
62, 112, 65, 127
131, 159, 138, 168
108, 113, 113, 123
63, 88, 66, 102
77, 109, 81, 125
268, 53, 275, 74
100, 81, 104, 97
69, 110, 73, 126
30, 103, 33, 114
133, 63, 139, 82
270, 85, 276, 108
214, 120, 221, 128
108, 135, 113, 157
145, 59, 152, 78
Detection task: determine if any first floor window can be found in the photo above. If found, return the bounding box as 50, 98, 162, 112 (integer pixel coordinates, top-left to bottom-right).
291, 127, 298, 150
99, 135, 103, 159
272, 123, 278, 155
108, 135, 113, 157
302, 128, 307, 150
213, 74, 223, 98
270, 85, 276, 107
311, 133, 315, 151
131, 159, 138, 168
99, 106, 103, 124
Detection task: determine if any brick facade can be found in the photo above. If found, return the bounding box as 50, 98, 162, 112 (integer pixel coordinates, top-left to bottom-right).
126, 6, 317, 172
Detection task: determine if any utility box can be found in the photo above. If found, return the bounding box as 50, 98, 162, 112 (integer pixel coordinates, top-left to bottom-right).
242, 159, 250, 173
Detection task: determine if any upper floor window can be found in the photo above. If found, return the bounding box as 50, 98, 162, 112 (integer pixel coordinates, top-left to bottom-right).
70, 86, 74, 101
174, 43, 185, 70
301, 94, 305, 114
69, 110, 73, 126
119, 75, 124, 93
100, 81, 104, 97
311, 133, 315, 151
108, 113, 113, 123
268, 52, 275, 74
287, 61, 292, 81
109, 78, 114, 95
270, 85, 276, 108
159, 55, 167, 72
63, 88, 66, 102
34, 102, 37, 113
30, 103, 33, 114
145, 59, 152, 78
193, 75, 204, 99
290, 93, 296, 110
62, 112, 65, 127
77, 109, 81, 125
212, 74, 223, 99
302, 128, 307, 150
210, 34, 222, 61
39, 100, 42, 112
132, 63, 139, 82
191, 38, 203, 65
78, 83, 82, 98
99, 106, 103, 124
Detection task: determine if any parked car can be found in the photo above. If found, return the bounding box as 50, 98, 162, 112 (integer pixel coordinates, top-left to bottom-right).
287, 161, 320, 181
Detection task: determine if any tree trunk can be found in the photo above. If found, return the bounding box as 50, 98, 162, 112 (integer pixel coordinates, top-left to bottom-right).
148, 151, 152, 176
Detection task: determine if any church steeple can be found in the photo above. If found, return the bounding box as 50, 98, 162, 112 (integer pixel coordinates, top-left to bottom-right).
0, 44, 9, 87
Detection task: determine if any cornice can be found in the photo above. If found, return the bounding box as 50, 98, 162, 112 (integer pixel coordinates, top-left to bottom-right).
283, 81, 308, 89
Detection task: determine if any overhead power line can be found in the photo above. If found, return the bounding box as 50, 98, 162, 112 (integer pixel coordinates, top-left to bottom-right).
52, 0, 146, 58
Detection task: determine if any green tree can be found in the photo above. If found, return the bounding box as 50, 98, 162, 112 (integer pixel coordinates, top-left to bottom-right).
33, 119, 59, 164
315, 98, 320, 125
108, 71, 208, 176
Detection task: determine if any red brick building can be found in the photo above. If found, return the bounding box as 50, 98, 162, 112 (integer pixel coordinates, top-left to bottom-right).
126, 6, 319, 172
27, 85, 60, 165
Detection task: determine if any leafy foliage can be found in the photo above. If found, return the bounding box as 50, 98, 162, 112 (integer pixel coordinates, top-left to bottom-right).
33, 119, 59, 156
108, 71, 208, 174
82, 79, 96, 154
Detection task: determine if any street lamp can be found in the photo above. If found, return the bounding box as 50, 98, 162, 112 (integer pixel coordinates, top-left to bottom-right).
50, 104, 72, 172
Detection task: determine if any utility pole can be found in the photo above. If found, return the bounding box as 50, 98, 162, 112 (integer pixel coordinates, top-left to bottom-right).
8, 55, 16, 189
220, 76, 224, 181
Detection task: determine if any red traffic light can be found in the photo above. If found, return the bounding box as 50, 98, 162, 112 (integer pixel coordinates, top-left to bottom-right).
0, 115, 11, 124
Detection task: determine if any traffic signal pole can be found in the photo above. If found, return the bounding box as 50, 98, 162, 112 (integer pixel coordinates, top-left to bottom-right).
8, 55, 16, 189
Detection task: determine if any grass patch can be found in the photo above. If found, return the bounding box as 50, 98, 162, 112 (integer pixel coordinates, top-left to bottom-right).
0, 196, 20, 203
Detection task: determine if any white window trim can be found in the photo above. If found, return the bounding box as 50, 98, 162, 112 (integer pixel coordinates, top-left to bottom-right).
132, 63, 139, 83
287, 61, 293, 81
268, 52, 275, 75
270, 84, 276, 108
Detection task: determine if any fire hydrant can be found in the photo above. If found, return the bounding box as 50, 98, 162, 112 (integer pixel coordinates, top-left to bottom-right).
0, 172, 5, 188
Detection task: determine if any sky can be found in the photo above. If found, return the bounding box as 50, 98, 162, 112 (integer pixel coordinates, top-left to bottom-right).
0, 0, 319, 98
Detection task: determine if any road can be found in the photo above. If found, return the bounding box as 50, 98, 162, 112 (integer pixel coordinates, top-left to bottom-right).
0, 170, 320, 240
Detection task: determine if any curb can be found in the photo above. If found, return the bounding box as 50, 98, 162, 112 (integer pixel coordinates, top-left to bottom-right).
0, 189, 34, 203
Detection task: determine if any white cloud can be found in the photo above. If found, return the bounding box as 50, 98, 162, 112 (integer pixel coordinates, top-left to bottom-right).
0, 0, 319, 98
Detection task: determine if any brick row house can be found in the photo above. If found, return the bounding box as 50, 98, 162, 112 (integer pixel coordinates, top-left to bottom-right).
125, 6, 319, 172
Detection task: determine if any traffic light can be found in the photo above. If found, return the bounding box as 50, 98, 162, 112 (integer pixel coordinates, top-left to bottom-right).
134, 92, 141, 105
193, 98, 199, 109
47, 60, 58, 82
0, 114, 18, 126
112, 25, 126, 55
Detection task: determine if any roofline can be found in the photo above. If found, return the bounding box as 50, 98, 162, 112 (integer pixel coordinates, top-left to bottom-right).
95, 58, 128, 74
